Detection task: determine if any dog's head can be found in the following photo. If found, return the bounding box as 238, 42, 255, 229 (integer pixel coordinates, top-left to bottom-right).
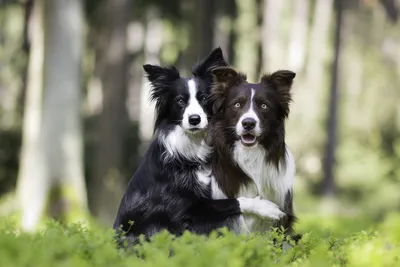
210, 67, 295, 147
143, 48, 228, 135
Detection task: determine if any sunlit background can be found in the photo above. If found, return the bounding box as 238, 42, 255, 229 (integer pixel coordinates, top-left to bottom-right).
0, 0, 399, 234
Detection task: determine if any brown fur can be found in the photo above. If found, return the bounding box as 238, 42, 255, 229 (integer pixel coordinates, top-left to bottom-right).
208, 66, 299, 238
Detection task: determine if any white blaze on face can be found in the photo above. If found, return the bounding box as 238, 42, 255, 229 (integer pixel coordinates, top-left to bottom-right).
182, 79, 208, 131
236, 89, 261, 136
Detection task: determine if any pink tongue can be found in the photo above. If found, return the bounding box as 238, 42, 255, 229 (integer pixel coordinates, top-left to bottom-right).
242, 134, 256, 143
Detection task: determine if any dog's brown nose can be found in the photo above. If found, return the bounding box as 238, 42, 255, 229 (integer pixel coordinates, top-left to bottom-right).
242, 118, 256, 130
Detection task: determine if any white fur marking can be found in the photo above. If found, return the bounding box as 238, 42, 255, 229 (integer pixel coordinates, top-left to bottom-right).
238, 196, 285, 220
182, 79, 208, 131
196, 168, 211, 185
160, 126, 211, 162
211, 175, 228, 199
233, 143, 295, 209
236, 89, 262, 136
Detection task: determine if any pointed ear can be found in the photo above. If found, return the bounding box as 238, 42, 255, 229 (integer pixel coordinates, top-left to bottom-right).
261, 70, 296, 118
143, 64, 181, 133
210, 67, 246, 113
143, 64, 180, 102
212, 67, 246, 86
143, 64, 180, 85
192, 47, 229, 77
262, 70, 296, 89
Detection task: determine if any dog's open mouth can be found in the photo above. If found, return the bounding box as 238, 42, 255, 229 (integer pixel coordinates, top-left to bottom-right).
240, 133, 257, 146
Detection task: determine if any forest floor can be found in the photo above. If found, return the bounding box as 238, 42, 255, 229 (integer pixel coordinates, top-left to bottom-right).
0, 209, 399, 267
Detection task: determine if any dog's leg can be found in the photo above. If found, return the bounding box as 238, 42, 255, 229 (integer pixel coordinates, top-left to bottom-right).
273, 190, 302, 250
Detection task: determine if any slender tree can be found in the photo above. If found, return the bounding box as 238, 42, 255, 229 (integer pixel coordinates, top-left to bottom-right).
90, 0, 131, 224
322, 0, 344, 196
17, 0, 88, 231
41, 0, 88, 221
16, 0, 45, 231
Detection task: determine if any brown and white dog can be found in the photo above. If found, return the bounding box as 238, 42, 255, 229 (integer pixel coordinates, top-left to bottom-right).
207, 66, 298, 238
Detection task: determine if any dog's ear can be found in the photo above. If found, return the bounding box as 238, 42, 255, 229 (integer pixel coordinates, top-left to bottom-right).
192, 47, 229, 77
143, 64, 180, 102
143, 64, 180, 132
212, 67, 241, 84
261, 70, 296, 118
212, 67, 246, 89
210, 67, 246, 113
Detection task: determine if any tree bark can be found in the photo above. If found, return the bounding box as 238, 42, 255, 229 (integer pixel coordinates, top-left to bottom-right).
41, 0, 88, 221
18, 0, 34, 116
16, 0, 46, 232
17, 0, 87, 231
181, 0, 215, 72
235, 0, 259, 81
213, 0, 234, 61
322, 0, 343, 197
90, 0, 130, 225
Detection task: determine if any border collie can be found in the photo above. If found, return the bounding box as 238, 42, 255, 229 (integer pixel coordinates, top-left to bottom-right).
113, 48, 285, 246
208, 66, 299, 237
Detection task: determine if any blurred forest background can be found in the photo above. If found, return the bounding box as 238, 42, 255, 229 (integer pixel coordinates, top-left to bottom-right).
0, 0, 399, 232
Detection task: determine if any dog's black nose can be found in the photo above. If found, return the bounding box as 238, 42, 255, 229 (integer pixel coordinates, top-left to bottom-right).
188, 115, 201, 126
242, 118, 256, 130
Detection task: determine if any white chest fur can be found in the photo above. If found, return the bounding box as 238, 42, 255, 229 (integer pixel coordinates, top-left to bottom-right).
232, 142, 295, 209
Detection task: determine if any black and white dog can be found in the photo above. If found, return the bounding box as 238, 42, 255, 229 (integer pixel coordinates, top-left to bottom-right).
113, 48, 285, 245
208, 66, 299, 238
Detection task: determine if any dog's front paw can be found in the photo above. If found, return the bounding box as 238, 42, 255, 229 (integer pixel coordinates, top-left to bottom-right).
238, 197, 285, 220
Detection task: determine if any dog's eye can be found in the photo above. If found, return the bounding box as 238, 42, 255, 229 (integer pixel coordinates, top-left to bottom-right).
261, 103, 267, 109
177, 98, 184, 105
234, 102, 241, 108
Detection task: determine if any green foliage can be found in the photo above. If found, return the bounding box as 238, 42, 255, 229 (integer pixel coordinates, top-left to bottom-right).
0, 213, 399, 267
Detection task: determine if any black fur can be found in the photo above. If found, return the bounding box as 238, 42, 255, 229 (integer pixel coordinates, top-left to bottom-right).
113, 48, 241, 246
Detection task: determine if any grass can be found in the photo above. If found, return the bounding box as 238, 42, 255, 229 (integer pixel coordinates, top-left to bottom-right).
0, 211, 399, 267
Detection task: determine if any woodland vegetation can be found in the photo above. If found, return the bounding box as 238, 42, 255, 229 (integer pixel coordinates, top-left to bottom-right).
0, 0, 399, 265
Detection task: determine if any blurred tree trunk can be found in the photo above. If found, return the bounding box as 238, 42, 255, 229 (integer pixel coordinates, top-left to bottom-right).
182, 0, 215, 70
322, 0, 343, 197
287, 0, 309, 73
379, 0, 398, 22
261, 0, 285, 73
289, 0, 333, 162
90, 0, 130, 224
41, 0, 88, 221
16, 0, 46, 232
139, 8, 163, 152
213, 0, 234, 61
195, 0, 215, 60
17, 0, 88, 232
235, 0, 259, 81
19, 0, 34, 116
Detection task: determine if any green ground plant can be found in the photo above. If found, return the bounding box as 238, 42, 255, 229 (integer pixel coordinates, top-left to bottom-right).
0, 211, 399, 267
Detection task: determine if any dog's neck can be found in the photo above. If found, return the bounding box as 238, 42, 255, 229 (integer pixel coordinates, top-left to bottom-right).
158, 125, 212, 165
